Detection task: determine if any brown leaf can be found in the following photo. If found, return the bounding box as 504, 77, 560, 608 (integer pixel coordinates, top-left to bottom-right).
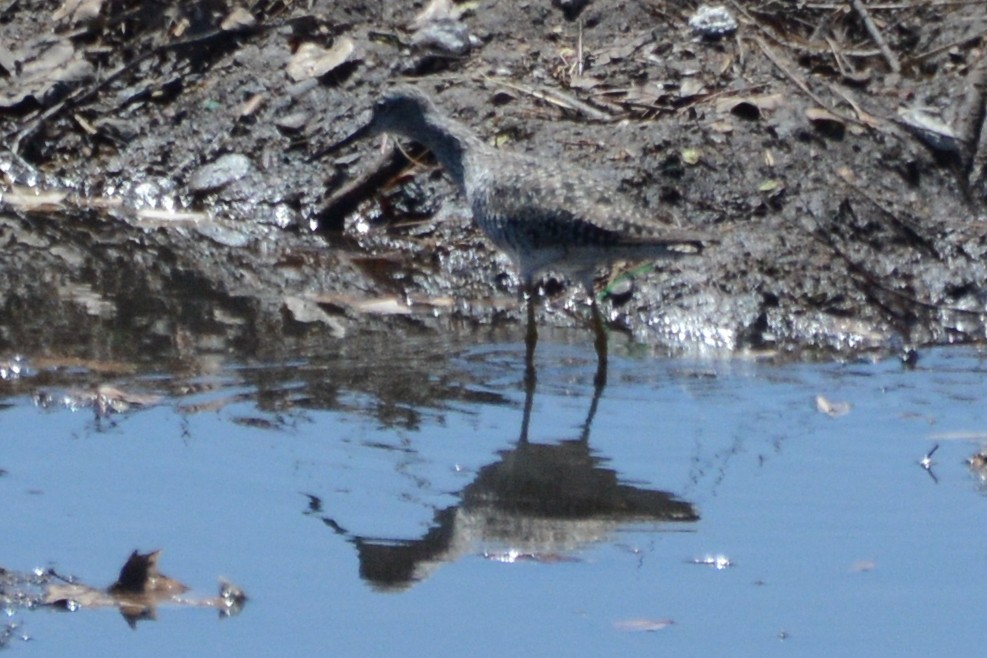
287, 39, 355, 82
109, 550, 188, 596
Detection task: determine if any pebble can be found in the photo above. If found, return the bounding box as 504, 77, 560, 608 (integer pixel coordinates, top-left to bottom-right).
189, 153, 253, 193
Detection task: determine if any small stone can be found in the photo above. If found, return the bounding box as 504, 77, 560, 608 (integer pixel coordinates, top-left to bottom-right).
411, 19, 472, 55
274, 111, 310, 133
689, 5, 738, 39
188, 153, 254, 193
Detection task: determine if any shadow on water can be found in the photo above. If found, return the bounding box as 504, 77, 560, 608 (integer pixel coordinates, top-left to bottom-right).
305, 340, 698, 592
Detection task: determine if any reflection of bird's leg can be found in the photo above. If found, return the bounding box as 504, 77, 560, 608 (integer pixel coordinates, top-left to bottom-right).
590, 298, 608, 390
578, 361, 604, 445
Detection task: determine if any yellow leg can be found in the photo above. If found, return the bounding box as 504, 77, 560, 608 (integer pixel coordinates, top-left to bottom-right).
591, 300, 608, 390
523, 287, 538, 391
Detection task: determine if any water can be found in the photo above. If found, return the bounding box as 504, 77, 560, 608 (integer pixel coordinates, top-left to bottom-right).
3, 338, 987, 656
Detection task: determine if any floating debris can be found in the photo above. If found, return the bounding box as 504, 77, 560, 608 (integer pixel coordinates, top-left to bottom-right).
691, 554, 733, 569
40, 550, 246, 625
53, 384, 162, 416
919, 443, 939, 471
614, 618, 675, 632
967, 450, 987, 488
816, 395, 851, 418
0, 355, 29, 381
482, 550, 579, 564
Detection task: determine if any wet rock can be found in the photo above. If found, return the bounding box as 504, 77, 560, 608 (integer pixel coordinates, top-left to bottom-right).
274, 111, 310, 133
411, 19, 472, 56
194, 221, 251, 248
689, 5, 738, 39
188, 154, 254, 193
283, 297, 347, 338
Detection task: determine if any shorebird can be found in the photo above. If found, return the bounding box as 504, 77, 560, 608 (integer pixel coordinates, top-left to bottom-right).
323, 86, 708, 386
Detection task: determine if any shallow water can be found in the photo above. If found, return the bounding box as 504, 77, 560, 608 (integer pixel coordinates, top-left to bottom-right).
3, 337, 987, 656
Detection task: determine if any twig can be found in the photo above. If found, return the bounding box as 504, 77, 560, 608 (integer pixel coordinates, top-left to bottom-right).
483, 78, 614, 122
752, 36, 867, 128
960, 51, 987, 193
841, 182, 937, 257
849, 0, 901, 73
315, 143, 431, 232
908, 25, 987, 64
6, 21, 266, 153
809, 203, 983, 326
576, 18, 584, 78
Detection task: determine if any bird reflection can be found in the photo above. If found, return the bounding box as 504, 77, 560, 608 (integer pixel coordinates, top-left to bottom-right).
309, 344, 698, 591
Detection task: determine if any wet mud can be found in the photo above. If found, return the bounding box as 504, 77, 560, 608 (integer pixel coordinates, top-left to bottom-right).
1, 1, 986, 367
3, 0, 987, 637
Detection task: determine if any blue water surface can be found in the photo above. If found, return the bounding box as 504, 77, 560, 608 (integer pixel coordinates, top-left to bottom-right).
3, 341, 987, 657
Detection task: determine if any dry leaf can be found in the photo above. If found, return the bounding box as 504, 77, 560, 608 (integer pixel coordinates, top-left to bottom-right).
715, 93, 786, 117
52, 0, 103, 24
239, 93, 265, 118
220, 7, 257, 32
287, 39, 355, 82
2, 186, 68, 212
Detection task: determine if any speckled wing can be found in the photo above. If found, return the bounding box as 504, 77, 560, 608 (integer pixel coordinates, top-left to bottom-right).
468, 154, 706, 254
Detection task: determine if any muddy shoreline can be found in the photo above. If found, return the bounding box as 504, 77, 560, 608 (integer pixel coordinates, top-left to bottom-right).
2, 1, 987, 368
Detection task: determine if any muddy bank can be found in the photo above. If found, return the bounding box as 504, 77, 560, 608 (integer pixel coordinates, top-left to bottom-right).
2, 0, 987, 374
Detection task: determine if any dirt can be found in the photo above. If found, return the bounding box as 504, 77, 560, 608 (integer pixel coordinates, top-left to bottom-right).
2, 0, 987, 370
3, 0, 987, 634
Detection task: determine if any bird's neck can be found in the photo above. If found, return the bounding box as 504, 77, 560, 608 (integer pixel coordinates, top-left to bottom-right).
406, 114, 485, 195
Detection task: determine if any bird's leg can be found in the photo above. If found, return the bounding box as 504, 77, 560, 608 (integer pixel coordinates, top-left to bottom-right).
523, 285, 538, 392
591, 298, 608, 390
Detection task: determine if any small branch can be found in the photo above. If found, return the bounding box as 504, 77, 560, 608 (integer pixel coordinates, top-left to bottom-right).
849, 0, 901, 73
576, 18, 584, 78
908, 25, 987, 64
753, 37, 867, 128
484, 78, 614, 122
960, 51, 987, 199
314, 143, 431, 232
